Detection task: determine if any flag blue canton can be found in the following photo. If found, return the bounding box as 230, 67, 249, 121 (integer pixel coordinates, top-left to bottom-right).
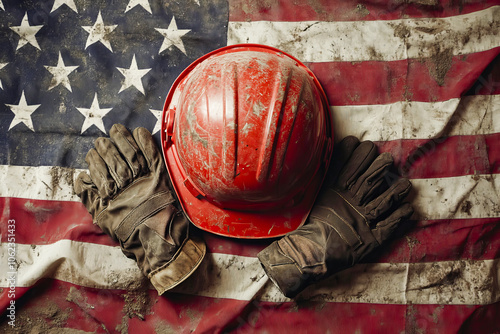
0, 0, 228, 168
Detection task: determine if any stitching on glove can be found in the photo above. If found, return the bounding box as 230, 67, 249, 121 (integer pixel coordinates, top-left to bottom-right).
276, 240, 305, 274
326, 208, 363, 248
330, 223, 351, 248
94, 176, 154, 223
368, 227, 382, 247
333, 189, 369, 228
106, 191, 175, 241
148, 236, 190, 277
119, 203, 168, 241
148, 237, 206, 294
312, 206, 362, 248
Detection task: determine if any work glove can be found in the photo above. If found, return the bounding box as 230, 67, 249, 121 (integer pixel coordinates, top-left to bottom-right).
74, 124, 206, 295
258, 136, 414, 298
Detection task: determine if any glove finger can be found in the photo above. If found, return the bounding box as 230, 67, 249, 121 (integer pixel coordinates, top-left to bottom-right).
371, 202, 414, 244
324, 136, 360, 186
133, 127, 163, 172
351, 152, 394, 205
86, 148, 116, 199
364, 178, 412, 220
110, 124, 148, 178
95, 137, 132, 189
74, 172, 99, 215
337, 140, 378, 190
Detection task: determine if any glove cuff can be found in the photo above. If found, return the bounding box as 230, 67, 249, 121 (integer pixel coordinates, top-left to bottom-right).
148, 236, 206, 295
257, 241, 309, 299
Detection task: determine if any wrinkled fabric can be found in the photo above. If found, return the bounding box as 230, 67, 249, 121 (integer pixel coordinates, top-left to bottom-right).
74, 124, 206, 294
258, 136, 414, 298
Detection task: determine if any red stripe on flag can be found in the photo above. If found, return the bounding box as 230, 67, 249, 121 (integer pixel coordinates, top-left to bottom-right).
204, 217, 500, 262
0, 279, 491, 334
309, 48, 500, 106
466, 53, 500, 96
376, 133, 500, 179
486, 134, 500, 174
3, 197, 498, 263
229, 0, 499, 22
231, 302, 488, 334
0, 198, 116, 247
375, 218, 500, 263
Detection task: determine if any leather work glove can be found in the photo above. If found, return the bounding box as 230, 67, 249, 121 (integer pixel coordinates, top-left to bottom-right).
257, 136, 414, 298
74, 124, 206, 295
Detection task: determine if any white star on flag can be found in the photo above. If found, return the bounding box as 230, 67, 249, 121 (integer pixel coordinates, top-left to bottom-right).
51, 0, 78, 13
117, 54, 151, 95
10, 12, 44, 51
44, 52, 79, 92
0, 63, 7, 89
82, 11, 117, 52
76, 93, 112, 134
155, 16, 191, 55
125, 0, 152, 14
0, 1, 4, 11
5, 91, 41, 131
149, 108, 162, 134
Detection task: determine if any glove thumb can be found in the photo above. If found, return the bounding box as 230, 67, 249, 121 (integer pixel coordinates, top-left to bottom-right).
74, 171, 100, 216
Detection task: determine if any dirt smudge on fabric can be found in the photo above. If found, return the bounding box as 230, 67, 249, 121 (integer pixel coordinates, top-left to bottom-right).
0, 300, 72, 333
461, 200, 473, 215
47, 166, 75, 198
425, 47, 453, 86
65, 286, 109, 334
24, 201, 62, 223
116, 281, 157, 334
392, 23, 411, 40
355, 4, 370, 17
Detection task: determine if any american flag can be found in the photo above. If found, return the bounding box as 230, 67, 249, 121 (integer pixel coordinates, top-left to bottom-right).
1, 0, 499, 333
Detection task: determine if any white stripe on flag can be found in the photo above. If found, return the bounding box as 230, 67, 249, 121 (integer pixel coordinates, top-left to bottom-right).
332, 95, 500, 142
227, 6, 500, 62
2, 171, 500, 220
411, 174, 500, 220
1, 241, 498, 305
0, 165, 83, 202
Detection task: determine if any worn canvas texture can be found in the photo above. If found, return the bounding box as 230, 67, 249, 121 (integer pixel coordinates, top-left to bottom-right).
0, 0, 499, 333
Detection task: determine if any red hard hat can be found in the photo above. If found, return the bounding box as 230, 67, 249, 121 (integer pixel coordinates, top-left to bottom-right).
161, 44, 333, 239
